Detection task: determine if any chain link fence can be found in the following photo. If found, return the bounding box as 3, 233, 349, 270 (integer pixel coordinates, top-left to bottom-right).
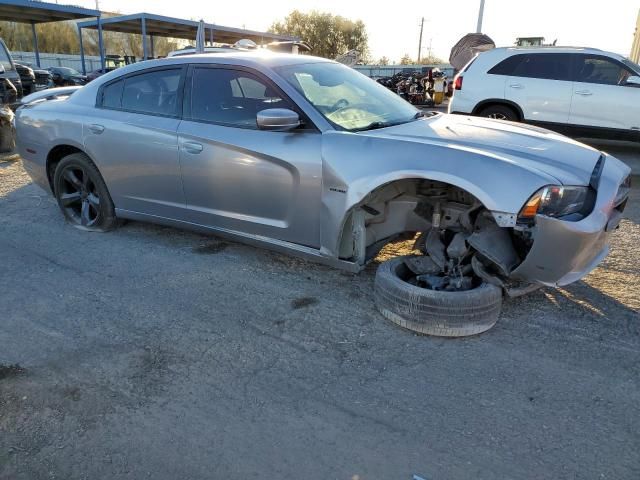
10, 51, 102, 71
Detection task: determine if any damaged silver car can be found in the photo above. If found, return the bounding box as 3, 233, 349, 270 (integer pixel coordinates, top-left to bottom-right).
15, 53, 631, 335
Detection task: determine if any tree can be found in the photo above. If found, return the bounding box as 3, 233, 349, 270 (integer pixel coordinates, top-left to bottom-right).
269, 10, 368, 60
419, 54, 445, 65
399, 53, 414, 65
377, 56, 390, 66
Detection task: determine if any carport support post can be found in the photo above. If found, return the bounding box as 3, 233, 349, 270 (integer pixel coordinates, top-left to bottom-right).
78, 25, 86, 75
150, 35, 155, 59
141, 16, 148, 60
97, 16, 105, 70
31, 21, 40, 68
209, 27, 213, 45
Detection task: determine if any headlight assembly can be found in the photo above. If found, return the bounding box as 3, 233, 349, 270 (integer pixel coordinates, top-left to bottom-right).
518, 186, 595, 223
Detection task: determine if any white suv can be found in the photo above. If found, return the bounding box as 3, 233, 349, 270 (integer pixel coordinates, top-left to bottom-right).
448, 47, 640, 142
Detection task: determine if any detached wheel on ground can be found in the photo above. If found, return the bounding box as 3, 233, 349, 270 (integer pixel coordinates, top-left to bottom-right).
478, 104, 519, 121
374, 256, 503, 337
53, 152, 118, 232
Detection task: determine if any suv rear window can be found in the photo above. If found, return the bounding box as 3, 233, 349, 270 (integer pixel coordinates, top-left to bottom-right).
489, 53, 571, 81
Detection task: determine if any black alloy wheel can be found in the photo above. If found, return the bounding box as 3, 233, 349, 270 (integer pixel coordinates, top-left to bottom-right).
58, 165, 100, 227
53, 152, 118, 231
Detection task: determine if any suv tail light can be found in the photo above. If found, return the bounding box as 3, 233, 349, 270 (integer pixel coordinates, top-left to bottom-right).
454, 76, 463, 90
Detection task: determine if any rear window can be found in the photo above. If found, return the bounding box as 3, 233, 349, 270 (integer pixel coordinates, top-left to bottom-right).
101, 68, 182, 116
489, 53, 571, 81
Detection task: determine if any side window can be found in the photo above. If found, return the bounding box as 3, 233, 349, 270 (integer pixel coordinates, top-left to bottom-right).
101, 80, 124, 109
119, 69, 182, 116
510, 53, 571, 81
190, 68, 290, 127
488, 55, 524, 75
573, 55, 633, 85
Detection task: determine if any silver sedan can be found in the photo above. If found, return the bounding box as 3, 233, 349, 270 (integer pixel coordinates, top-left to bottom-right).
16, 53, 631, 291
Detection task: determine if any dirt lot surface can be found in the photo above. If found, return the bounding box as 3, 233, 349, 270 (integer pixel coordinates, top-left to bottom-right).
1, 155, 639, 480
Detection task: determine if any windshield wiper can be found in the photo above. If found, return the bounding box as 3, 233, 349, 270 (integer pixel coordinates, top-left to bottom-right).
353, 121, 391, 132
354, 114, 426, 132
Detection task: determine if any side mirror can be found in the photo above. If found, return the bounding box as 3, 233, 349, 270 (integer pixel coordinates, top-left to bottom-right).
625, 75, 640, 87
257, 108, 300, 131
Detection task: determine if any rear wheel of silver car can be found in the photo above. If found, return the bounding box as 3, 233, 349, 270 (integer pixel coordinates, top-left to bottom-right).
478, 104, 519, 122
53, 153, 118, 232
374, 256, 503, 337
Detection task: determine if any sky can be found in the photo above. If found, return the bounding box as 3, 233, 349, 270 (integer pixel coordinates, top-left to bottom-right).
71, 0, 640, 63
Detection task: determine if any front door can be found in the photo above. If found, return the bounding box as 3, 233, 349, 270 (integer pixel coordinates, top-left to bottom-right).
569, 54, 640, 132
177, 65, 322, 248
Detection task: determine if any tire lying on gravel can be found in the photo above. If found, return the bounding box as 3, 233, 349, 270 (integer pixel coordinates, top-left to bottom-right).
374, 256, 503, 337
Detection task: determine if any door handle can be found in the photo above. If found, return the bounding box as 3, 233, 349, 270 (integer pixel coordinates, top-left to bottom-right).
182, 142, 203, 154
509, 84, 524, 89
575, 90, 593, 96
88, 124, 104, 134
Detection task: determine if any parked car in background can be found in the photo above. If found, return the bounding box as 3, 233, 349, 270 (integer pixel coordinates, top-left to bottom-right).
86, 55, 137, 82
48, 67, 87, 87
0, 38, 23, 99
33, 67, 53, 91
15, 63, 35, 95
449, 47, 640, 142
86, 67, 116, 82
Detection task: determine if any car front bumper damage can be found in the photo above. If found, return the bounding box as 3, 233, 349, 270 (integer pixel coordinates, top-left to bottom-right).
511, 158, 631, 287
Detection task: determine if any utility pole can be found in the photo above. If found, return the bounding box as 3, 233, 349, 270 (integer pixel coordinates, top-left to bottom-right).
476, 0, 485, 33
417, 17, 424, 63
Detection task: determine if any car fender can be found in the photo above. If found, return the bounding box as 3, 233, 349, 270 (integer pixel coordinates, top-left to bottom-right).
319, 130, 556, 257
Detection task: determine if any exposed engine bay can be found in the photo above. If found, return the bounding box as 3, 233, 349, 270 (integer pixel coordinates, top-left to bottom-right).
339, 179, 539, 296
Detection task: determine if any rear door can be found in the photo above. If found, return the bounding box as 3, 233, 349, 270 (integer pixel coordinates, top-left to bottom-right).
177, 65, 322, 248
83, 66, 187, 218
568, 54, 640, 132
498, 53, 573, 123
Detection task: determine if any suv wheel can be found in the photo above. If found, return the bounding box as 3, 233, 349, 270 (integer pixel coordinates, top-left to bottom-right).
478, 104, 519, 121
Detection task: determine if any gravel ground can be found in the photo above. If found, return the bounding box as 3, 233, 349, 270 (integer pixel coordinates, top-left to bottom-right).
1, 155, 639, 480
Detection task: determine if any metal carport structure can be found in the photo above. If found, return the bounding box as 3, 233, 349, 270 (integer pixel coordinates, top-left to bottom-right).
0, 0, 101, 68
77, 12, 298, 74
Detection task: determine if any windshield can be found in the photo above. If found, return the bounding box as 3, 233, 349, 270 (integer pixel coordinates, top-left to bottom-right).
275, 62, 419, 131
622, 58, 640, 75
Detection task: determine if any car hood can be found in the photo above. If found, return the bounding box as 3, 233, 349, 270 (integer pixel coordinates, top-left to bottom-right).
361, 114, 602, 185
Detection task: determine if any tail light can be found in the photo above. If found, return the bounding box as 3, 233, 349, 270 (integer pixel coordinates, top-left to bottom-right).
454, 76, 463, 90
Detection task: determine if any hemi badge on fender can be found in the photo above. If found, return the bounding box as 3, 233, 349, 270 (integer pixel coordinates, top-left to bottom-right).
329, 187, 347, 194
26, 148, 37, 154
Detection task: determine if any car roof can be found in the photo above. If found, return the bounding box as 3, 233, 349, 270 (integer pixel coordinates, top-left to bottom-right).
165, 51, 331, 67
86, 51, 332, 81
490, 46, 624, 58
